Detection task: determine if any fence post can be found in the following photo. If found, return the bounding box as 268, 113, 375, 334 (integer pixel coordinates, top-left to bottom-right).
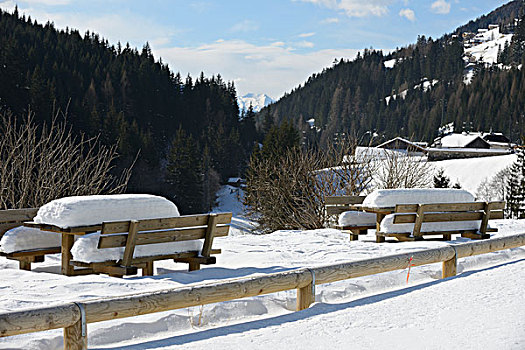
64, 303, 87, 350
297, 269, 315, 311
442, 247, 457, 279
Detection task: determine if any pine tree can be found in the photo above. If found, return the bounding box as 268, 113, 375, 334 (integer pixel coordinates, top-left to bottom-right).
166, 128, 204, 214
433, 168, 451, 188
506, 148, 525, 218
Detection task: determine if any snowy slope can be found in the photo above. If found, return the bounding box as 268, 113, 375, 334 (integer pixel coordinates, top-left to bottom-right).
237, 93, 274, 113
465, 33, 512, 65
432, 153, 516, 195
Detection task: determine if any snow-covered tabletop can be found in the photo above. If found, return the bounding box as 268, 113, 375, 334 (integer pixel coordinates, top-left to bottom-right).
362, 188, 475, 209
33, 194, 179, 228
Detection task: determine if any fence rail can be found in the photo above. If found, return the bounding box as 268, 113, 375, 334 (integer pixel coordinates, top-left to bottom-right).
1, 233, 525, 349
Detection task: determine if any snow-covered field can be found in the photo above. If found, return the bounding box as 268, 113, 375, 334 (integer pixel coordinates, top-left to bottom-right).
1, 185, 525, 350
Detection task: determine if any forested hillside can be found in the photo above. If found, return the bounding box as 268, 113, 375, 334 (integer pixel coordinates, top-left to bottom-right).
261, 0, 525, 147
0, 8, 259, 213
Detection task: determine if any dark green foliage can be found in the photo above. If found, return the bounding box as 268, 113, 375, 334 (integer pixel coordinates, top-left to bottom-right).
0, 9, 256, 210
506, 148, 525, 218
433, 169, 451, 188
166, 128, 203, 214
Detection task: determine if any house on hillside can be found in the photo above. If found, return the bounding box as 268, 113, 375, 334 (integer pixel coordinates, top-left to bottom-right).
428, 131, 512, 161
376, 137, 427, 154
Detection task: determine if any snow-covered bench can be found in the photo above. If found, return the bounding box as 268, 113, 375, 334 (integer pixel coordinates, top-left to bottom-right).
376, 201, 504, 241
325, 196, 377, 241
0, 208, 48, 270
2, 194, 231, 276
70, 212, 232, 277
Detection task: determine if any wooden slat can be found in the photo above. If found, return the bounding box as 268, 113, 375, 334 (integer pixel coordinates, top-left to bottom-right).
325, 196, 365, 205
201, 214, 218, 257
0, 223, 24, 236
23, 222, 101, 234
479, 202, 492, 234
0, 208, 38, 222
121, 220, 139, 267
326, 206, 355, 215
394, 211, 484, 224
412, 205, 425, 237
101, 212, 232, 234
98, 225, 230, 249
0, 247, 61, 258
395, 201, 505, 213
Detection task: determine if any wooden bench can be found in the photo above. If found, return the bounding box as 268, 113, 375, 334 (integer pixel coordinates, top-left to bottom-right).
376, 201, 505, 241
326, 196, 376, 241
0, 208, 56, 271
70, 212, 232, 277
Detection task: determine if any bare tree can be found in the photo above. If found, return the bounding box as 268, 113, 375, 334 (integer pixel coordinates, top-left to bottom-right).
372, 149, 433, 189
0, 110, 131, 209
244, 136, 375, 233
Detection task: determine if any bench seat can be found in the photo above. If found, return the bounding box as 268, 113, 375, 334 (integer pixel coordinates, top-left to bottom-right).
376, 201, 504, 241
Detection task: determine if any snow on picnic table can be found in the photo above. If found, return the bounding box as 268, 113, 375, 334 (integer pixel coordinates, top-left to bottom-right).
1, 218, 525, 350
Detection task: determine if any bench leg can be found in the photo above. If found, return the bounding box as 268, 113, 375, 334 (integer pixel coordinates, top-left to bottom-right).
19, 258, 32, 271
189, 261, 201, 271
349, 229, 359, 241
61, 233, 75, 276
143, 262, 154, 276
443, 234, 452, 241
375, 213, 385, 243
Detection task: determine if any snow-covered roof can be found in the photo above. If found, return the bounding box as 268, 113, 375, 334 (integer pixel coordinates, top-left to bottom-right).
376, 137, 427, 152
434, 133, 489, 148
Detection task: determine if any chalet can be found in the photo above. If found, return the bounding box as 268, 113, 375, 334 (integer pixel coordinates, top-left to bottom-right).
376, 137, 427, 154
428, 132, 511, 161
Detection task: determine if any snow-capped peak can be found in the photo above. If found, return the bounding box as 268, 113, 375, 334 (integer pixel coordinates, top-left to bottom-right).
238, 93, 274, 113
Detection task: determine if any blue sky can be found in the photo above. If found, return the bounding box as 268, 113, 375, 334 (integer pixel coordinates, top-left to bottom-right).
0, 0, 509, 98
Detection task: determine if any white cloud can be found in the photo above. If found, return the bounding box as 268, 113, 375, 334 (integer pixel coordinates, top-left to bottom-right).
297, 0, 393, 17
156, 39, 360, 98
0, 0, 16, 12
431, 0, 450, 14
0, 4, 179, 49
299, 32, 316, 38
230, 20, 259, 33
321, 17, 339, 24
398, 8, 415, 22
296, 40, 315, 48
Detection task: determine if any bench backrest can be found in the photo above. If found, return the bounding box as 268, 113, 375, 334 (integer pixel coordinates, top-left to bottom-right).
97, 212, 232, 266
0, 208, 39, 238
325, 196, 366, 215
392, 201, 505, 236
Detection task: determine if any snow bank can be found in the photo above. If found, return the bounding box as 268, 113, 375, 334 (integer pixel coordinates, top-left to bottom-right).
71, 232, 203, 263
34, 194, 179, 228
380, 213, 482, 234
0, 226, 60, 253
362, 188, 475, 208
338, 211, 376, 226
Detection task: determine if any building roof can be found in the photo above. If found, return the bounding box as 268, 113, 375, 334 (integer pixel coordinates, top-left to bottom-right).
434, 133, 490, 148
375, 137, 427, 152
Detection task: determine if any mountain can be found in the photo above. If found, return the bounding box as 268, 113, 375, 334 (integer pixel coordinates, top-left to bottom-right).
238, 93, 274, 113
259, 0, 525, 147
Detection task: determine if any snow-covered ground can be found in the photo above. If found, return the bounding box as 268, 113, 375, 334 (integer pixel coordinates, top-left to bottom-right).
433, 153, 516, 194
1, 186, 525, 349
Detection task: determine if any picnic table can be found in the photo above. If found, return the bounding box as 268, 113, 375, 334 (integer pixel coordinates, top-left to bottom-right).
24, 222, 101, 276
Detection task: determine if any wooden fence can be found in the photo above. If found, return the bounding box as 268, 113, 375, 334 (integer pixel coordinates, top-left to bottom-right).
1, 233, 525, 349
